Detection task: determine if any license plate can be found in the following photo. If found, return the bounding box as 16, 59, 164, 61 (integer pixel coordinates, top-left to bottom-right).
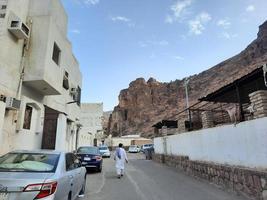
0, 193, 9, 200
84, 157, 91, 161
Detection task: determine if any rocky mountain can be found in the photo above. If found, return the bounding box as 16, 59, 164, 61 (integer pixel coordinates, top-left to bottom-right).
107, 21, 267, 138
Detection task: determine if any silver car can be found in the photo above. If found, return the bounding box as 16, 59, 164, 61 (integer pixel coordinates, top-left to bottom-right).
0, 150, 86, 200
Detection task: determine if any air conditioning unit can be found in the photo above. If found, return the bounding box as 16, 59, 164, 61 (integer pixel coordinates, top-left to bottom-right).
8, 13, 30, 40
5, 97, 21, 110
70, 87, 78, 96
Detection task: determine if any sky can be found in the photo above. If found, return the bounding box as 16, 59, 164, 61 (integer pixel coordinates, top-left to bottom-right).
61, 0, 267, 111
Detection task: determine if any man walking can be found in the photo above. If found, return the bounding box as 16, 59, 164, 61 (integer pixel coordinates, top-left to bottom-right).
114, 143, 128, 179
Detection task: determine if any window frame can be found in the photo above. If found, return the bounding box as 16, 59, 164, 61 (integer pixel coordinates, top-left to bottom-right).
52, 42, 61, 66
23, 105, 33, 130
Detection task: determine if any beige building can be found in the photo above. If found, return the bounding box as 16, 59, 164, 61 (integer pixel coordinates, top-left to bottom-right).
107, 134, 153, 148
79, 103, 104, 147
0, 0, 82, 154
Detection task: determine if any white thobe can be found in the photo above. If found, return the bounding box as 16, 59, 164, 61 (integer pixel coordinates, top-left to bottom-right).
114, 148, 128, 175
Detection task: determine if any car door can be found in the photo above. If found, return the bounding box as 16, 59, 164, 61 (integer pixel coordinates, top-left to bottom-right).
71, 153, 84, 196
65, 153, 80, 199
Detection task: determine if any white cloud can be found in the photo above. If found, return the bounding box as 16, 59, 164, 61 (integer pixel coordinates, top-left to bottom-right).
84, 0, 99, 5
171, 0, 192, 19
138, 41, 148, 48
246, 5, 255, 12
217, 19, 231, 29
73, 0, 100, 6
165, 0, 192, 23
138, 40, 169, 48
221, 32, 238, 39
189, 12, 211, 35
157, 40, 169, 46
111, 16, 130, 22
70, 29, 81, 34
165, 15, 174, 24
110, 16, 136, 27
174, 55, 184, 60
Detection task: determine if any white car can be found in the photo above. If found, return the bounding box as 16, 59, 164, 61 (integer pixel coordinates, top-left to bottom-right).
141, 144, 154, 152
128, 145, 140, 153
98, 146, 111, 158
0, 150, 86, 200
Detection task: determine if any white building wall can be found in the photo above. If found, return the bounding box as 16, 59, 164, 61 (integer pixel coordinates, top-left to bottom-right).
79, 103, 103, 147
0, 0, 82, 154
154, 117, 267, 169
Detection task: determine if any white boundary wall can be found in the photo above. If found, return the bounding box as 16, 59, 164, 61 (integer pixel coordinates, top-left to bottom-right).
154, 117, 267, 169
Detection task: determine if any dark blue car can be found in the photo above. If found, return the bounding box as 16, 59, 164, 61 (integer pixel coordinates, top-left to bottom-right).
76, 146, 103, 172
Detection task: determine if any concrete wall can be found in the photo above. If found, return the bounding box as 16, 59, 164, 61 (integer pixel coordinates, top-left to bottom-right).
154, 117, 267, 169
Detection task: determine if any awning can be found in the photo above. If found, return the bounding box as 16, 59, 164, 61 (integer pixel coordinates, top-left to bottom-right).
199, 67, 267, 103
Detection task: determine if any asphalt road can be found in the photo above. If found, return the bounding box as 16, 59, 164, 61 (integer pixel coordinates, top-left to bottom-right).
83, 153, 247, 200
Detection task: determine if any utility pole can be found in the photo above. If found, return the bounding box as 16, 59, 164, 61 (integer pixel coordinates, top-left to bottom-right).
184, 78, 192, 129
184, 78, 190, 114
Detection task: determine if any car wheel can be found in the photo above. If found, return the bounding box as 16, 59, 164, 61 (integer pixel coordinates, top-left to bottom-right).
97, 165, 102, 173
68, 192, 72, 200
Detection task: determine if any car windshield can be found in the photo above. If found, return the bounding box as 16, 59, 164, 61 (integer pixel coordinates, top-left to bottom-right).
77, 147, 99, 154
0, 152, 59, 172
99, 147, 108, 150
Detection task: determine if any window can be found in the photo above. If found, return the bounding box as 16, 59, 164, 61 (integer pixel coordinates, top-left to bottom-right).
66, 153, 80, 171
1, 5, 7, 9
23, 105, 33, 130
52, 42, 61, 65
65, 153, 75, 171
63, 71, 69, 90
0, 153, 59, 172
76, 86, 81, 106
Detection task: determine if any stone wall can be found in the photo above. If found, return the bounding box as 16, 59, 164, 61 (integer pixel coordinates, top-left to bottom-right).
153, 154, 267, 200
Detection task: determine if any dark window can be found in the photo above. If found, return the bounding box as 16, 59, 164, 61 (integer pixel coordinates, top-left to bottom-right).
124, 110, 128, 120
21, 23, 29, 35
10, 20, 19, 27
65, 153, 75, 171
23, 105, 33, 130
66, 153, 80, 171
76, 86, 81, 106
77, 147, 99, 154
63, 71, 69, 90
0, 14, 5, 18
1, 5, 7, 9
52, 42, 61, 65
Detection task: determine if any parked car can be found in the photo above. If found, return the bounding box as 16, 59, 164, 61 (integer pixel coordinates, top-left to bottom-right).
76, 146, 103, 172
0, 150, 86, 200
128, 145, 140, 153
98, 146, 111, 158
141, 144, 154, 153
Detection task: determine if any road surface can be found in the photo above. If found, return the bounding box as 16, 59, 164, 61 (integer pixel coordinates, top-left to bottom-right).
82, 153, 247, 200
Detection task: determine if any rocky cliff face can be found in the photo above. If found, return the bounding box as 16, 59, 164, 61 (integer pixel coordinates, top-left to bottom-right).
107, 21, 267, 138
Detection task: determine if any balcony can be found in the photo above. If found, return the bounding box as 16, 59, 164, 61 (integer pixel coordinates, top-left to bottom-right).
23, 16, 63, 95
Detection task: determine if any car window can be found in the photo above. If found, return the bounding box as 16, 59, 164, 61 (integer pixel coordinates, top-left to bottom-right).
66, 153, 76, 171
99, 147, 108, 150
72, 154, 81, 169
77, 147, 99, 154
0, 153, 59, 172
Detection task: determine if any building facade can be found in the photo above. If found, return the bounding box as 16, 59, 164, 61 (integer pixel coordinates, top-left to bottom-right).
79, 103, 104, 147
0, 0, 82, 154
